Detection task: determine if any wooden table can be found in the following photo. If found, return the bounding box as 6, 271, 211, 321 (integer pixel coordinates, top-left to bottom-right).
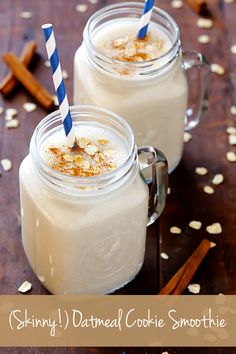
0, 0, 235, 353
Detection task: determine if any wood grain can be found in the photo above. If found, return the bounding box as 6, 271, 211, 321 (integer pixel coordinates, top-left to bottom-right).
0, 0, 235, 353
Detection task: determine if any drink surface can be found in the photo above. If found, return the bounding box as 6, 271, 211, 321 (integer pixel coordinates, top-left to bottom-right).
40, 124, 128, 177
93, 19, 172, 63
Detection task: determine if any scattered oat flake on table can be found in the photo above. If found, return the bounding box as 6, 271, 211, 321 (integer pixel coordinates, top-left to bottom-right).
206, 222, 222, 235
229, 134, 236, 145
18, 281, 32, 293
75, 4, 88, 13
44, 60, 50, 67
195, 166, 208, 175
230, 44, 236, 54
230, 106, 236, 115
62, 69, 69, 80
210, 241, 217, 248
183, 132, 192, 142
197, 18, 213, 29
211, 63, 225, 75
198, 34, 210, 44
171, 0, 183, 8
188, 283, 201, 294
1, 159, 12, 171
212, 174, 224, 185
160, 252, 169, 260
6, 119, 19, 129
20, 11, 32, 19
189, 221, 202, 230
203, 185, 215, 194
167, 187, 171, 195
53, 95, 59, 106
226, 126, 236, 135
23, 102, 37, 112
226, 151, 236, 162
170, 226, 181, 234
6, 108, 17, 117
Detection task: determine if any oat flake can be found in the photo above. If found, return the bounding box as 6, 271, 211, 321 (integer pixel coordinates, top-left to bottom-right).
230, 44, 236, 54
229, 134, 236, 145
167, 187, 171, 195
75, 4, 88, 13
226, 126, 236, 135
206, 222, 222, 234
212, 174, 224, 185
23, 102, 37, 112
195, 167, 208, 175
183, 132, 192, 142
160, 252, 169, 260
6, 108, 18, 117
62, 69, 69, 80
18, 280, 32, 293
20, 11, 32, 19
44, 60, 50, 67
1, 159, 12, 171
170, 226, 182, 234
189, 221, 202, 230
211, 63, 225, 75
53, 95, 59, 106
226, 151, 236, 162
197, 18, 213, 29
203, 185, 215, 194
171, 0, 183, 9
210, 242, 217, 248
230, 106, 236, 115
198, 34, 210, 44
188, 283, 201, 294
6, 119, 19, 129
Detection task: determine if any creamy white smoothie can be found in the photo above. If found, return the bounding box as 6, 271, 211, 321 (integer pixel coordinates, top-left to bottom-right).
74, 15, 188, 172
19, 117, 149, 295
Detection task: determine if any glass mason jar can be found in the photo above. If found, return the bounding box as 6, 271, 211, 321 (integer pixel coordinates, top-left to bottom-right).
74, 2, 209, 173
19, 105, 168, 295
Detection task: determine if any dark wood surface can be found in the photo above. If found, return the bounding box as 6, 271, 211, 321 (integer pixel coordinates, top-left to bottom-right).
0, 0, 235, 352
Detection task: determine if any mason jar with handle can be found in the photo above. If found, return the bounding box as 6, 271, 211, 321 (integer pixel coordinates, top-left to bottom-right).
19, 105, 168, 295
74, 2, 209, 173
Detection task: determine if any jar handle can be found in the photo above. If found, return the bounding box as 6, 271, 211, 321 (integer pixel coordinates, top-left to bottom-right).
138, 146, 168, 226
182, 50, 210, 131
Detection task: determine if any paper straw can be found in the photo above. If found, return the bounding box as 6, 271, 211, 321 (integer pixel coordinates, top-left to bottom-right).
41, 24, 76, 147
138, 0, 155, 39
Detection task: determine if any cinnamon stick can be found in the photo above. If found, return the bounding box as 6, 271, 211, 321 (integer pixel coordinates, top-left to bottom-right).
3, 52, 55, 110
159, 239, 211, 295
185, 0, 212, 17
0, 41, 37, 96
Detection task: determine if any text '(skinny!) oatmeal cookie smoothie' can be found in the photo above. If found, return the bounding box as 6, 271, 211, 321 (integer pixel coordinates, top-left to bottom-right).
19, 106, 168, 294
74, 2, 209, 172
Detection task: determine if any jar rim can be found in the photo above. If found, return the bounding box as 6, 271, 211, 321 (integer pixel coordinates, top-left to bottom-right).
84, 1, 180, 70
30, 105, 136, 195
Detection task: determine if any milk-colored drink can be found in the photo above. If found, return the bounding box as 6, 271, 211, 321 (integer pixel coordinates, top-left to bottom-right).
74, 18, 188, 172
19, 119, 149, 294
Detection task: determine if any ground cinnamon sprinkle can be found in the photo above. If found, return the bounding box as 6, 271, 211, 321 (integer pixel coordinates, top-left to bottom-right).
99, 31, 166, 63
46, 137, 117, 177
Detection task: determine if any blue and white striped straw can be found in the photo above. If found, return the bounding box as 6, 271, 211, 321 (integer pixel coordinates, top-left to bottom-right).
41, 24, 76, 147
138, 0, 155, 39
